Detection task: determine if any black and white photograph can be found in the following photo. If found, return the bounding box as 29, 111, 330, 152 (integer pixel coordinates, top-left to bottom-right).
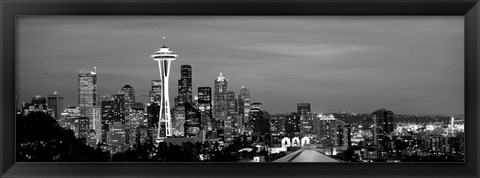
16, 16, 464, 162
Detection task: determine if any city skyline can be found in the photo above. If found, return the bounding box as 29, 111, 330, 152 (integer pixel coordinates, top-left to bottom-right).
17, 16, 464, 115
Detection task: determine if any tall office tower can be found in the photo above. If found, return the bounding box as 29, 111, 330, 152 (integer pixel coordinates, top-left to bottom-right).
107, 122, 127, 154
151, 37, 178, 142
130, 103, 145, 127
177, 65, 192, 104
336, 122, 352, 147
372, 108, 395, 147
246, 102, 262, 134
224, 90, 237, 141
101, 100, 115, 143
238, 86, 250, 134
77, 117, 90, 139
47, 92, 64, 119
120, 85, 135, 113
184, 102, 202, 138
78, 67, 97, 125
214, 73, 228, 126
113, 94, 126, 123
92, 106, 102, 144
149, 80, 162, 104
285, 112, 301, 137
317, 114, 337, 147
226, 91, 237, 115
198, 87, 212, 131
297, 103, 311, 115
146, 103, 160, 128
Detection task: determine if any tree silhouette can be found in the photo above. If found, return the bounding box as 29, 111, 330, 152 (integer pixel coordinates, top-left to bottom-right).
16, 112, 110, 161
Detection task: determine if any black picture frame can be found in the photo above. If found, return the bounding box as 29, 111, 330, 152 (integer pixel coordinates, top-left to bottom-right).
1, 0, 479, 177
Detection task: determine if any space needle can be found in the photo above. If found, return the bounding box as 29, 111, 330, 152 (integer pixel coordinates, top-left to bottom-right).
151, 36, 178, 143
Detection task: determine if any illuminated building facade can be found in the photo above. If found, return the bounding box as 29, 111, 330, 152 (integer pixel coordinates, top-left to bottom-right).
177, 65, 192, 103
198, 87, 212, 131
149, 80, 162, 104
78, 68, 97, 122
107, 122, 127, 154
113, 94, 126, 123
151, 38, 178, 142
238, 86, 250, 134
317, 114, 337, 146
92, 106, 102, 144
120, 85, 135, 113
101, 100, 115, 143
214, 73, 228, 127
184, 102, 202, 138
225, 90, 237, 141
372, 108, 395, 146
77, 117, 90, 139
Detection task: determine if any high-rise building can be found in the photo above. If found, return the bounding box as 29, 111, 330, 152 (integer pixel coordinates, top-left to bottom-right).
198, 87, 212, 131
101, 100, 115, 143
146, 103, 160, 130
246, 102, 264, 135
224, 90, 237, 141
297, 103, 311, 115
149, 80, 162, 104
172, 65, 192, 137
107, 122, 127, 154
120, 85, 135, 113
78, 68, 97, 124
336, 122, 352, 147
77, 117, 90, 139
372, 108, 395, 147
47, 92, 64, 119
184, 102, 202, 138
317, 114, 337, 147
113, 94, 126, 123
238, 86, 250, 134
177, 65, 192, 104
92, 106, 102, 144
151, 38, 178, 142
285, 112, 301, 137
214, 73, 228, 125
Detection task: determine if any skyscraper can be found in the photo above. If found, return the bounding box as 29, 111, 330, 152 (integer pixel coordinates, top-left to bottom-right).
214, 73, 228, 126
372, 108, 395, 146
47, 92, 64, 119
151, 37, 178, 142
113, 94, 126, 123
225, 90, 237, 141
238, 86, 250, 133
184, 102, 201, 138
120, 85, 135, 113
78, 67, 97, 121
177, 65, 192, 104
198, 87, 212, 131
149, 80, 162, 104
92, 106, 102, 144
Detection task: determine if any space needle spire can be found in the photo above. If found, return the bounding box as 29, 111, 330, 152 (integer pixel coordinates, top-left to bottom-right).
151, 36, 178, 143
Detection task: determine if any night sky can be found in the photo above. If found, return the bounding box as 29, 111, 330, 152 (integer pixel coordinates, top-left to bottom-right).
17, 16, 464, 115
